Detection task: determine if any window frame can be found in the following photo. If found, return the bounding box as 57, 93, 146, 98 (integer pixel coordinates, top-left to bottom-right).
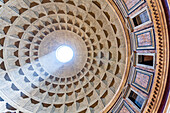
136, 53, 155, 69
131, 7, 152, 29
126, 88, 147, 112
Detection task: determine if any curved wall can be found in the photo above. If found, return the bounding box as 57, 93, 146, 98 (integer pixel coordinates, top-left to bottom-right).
0, 0, 169, 113
106, 0, 169, 113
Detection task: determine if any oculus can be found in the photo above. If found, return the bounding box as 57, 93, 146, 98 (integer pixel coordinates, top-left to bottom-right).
56, 45, 74, 63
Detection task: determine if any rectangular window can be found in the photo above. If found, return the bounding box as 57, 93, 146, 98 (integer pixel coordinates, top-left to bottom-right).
138, 55, 153, 66
133, 10, 149, 27
128, 90, 145, 109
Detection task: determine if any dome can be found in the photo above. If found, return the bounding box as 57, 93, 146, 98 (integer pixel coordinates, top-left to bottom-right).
0, 0, 169, 113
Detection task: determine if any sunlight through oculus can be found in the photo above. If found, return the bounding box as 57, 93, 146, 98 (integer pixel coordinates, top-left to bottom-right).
56, 45, 74, 63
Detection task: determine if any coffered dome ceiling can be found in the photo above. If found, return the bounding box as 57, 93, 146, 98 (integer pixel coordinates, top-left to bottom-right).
0, 0, 128, 112
0, 0, 169, 113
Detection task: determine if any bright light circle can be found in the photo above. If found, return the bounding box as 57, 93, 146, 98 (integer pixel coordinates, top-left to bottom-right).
56, 45, 73, 63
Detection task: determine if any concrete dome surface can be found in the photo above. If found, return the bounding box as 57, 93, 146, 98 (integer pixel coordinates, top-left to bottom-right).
0, 0, 169, 113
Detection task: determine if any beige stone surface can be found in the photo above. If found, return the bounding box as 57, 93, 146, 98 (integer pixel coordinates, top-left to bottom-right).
0, 0, 127, 113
